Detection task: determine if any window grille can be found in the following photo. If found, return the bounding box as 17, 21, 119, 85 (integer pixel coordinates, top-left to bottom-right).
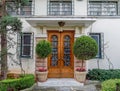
6, 0, 34, 16
48, 0, 73, 16
88, 1, 118, 16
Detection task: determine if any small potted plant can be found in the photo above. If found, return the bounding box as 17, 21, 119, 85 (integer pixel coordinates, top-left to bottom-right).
73, 35, 98, 82
36, 40, 52, 82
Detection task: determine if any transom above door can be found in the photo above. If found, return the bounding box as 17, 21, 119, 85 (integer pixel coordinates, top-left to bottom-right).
48, 31, 74, 78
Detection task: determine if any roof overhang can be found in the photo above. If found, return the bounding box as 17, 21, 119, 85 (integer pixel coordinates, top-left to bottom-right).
25, 16, 96, 27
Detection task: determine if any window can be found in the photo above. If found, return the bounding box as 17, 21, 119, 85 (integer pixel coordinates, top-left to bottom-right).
88, 1, 118, 16
48, 0, 72, 16
6, 0, 34, 15
89, 33, 104, 59
18, 33, 34, 58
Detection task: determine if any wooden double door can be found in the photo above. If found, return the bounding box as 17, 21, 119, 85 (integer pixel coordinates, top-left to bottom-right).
48, 31, 74, 78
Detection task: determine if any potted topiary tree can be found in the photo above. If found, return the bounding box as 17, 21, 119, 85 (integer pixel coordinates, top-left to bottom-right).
36, 40, 52, 82
73, 35, 98, 82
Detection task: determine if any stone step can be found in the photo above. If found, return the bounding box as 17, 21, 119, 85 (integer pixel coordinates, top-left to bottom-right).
37, 78, 84, 87
21, 79, 100, 91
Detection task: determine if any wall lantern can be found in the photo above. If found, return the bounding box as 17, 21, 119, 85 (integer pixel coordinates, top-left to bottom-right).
58, 21, 65, 27
58, 21, 65, 32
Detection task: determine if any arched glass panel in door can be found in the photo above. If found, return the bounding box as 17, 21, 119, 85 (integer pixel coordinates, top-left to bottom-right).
51, 35, 58, 66
64, 35, 71, 66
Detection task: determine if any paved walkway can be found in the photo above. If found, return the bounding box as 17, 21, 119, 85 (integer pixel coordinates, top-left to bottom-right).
22, 79, 101, 91
38, 78, 84, 87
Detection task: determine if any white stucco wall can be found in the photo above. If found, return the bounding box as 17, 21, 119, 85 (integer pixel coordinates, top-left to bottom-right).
74, 0, 87, 16
8, 18, 36, 74
34, 0, 47, 16
87, 19, 120, 69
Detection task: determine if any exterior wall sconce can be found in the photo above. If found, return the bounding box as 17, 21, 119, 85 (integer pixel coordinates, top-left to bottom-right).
58, 21, 65, 27
58, 21, 65, 32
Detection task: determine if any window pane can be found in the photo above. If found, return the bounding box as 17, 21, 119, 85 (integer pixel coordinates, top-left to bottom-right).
61, 2, 72, 15
51, 35, 58, 66
88, 1, 117, 16
20, 33, 33, 58
89, 33, 104, 59
91, 35, 100, 58
6, 1, 18, 15
23, 46, 31, 56
23, 35, 31, 44
20, 1, 32, 15
49, 1, 72, 16
64, 35, 71, 66
49, 1, 60, 15
6, 1, 33, 15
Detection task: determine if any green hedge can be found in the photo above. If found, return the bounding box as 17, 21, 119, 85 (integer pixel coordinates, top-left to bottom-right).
0, 74, 35, 91
87, 69, 120, 81
102, 79, 120, 91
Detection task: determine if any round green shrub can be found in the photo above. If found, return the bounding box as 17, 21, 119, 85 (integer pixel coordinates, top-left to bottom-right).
0, 74, 34, 91
102, 79, 120, 91
73, 35, 98, 60
36, 40, 52, 58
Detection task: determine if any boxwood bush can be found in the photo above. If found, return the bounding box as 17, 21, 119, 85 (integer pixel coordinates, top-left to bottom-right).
0, 74, 35, 91
87, 69, 120, 81
36, 40, 52, 58
102, 79, 120, 91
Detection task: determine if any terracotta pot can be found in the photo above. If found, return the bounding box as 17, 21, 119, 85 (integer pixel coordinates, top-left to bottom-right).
75, 71, 86, 83
36, 71, 48, 82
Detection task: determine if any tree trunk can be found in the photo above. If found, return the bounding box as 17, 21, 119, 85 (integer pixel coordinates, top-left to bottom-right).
1, 33, 7, 80
81, 60, 84, 68
0, 0, 7, 80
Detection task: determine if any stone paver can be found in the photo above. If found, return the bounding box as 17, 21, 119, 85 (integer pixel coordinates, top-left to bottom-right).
22, 79, 100, 91
38, 78, 84, 87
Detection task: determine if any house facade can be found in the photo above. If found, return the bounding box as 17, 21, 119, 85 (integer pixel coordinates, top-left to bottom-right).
5, 0, 120, 78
